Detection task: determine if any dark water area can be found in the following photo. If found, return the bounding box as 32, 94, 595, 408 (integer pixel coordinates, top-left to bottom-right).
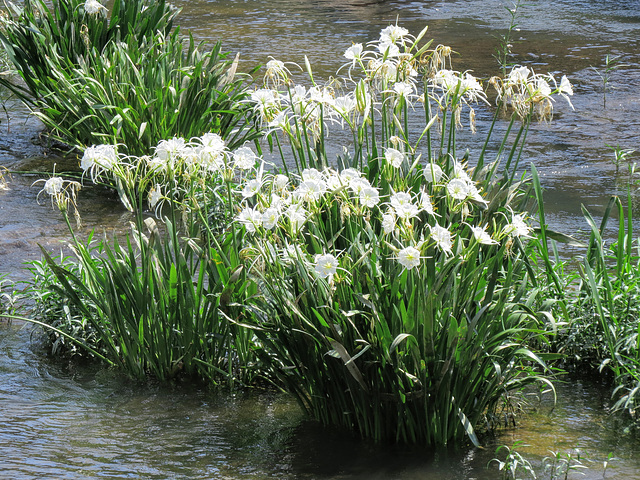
1, 0, 640, 478
2, 323, 640, 479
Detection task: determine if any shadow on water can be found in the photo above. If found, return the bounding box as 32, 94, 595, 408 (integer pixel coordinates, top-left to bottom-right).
1, 0, 640, 477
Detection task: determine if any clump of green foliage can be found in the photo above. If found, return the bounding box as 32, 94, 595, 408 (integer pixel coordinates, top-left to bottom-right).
28, 162, 258, 385
555, 192, 640, 421
27, 23, 577, 447
0, 0, 258, 154
0, 274, 20, 321
490, 442, 611, 479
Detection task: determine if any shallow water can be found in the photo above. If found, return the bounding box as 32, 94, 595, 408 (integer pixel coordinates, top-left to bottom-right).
1, 0, 640, 477
2, 322, 640, 479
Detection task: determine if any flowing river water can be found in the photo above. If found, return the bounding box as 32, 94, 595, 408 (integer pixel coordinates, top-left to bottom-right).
1, 0, 640, 478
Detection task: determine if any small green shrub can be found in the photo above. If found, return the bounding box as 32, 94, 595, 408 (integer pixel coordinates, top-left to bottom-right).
0, 0, 177, 99
490, 441, 537, 480
27, 252, 103, 357
35, 217, 257, 385
557, 193, 640, 420
0, 274, 20, 321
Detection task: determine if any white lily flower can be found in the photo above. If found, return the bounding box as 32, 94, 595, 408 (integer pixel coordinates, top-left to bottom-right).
418, 190, 436, 215
44, 177, 63, 195
431, 224, 453, 254
81, 144, 119, 179
384, 147, 405, 168
382, 212, 396, 234
273, 174, 289, 191
237, 207, 262, 233
242, 179, 262, 198
393, 81, 415, 98
395, 202, 420, 221
301, 168, 324, 182
424, 163, 444, 183
233, 147, 258, 170
286, 203, 308, 232
397, 246, 421, 270
84, 0, 106, 15
295, 179, 327, 203
359, 187, 380, 208
446, 178, 470, 201
332, 95, 357, 118
314, 253, 338, 279
504, 213, 532, 238
470, 225, 498, 245
262, 207, 281, 230
390, 191, 413, 211
377, 42, 400, 58
379, 25, 409, 45
340, 168, 361, 182
344, 43, 364, 64
148, 185, 162, 209
349, 177, 371, 195
508, 66, 531, 84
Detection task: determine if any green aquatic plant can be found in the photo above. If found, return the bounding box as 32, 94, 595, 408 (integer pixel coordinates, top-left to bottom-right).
0, 0, 176, 101
494, 0, 528, 77
27, 252, 103, 357
38, 219, 255, 384
29, 153, 258, 385
579, 197, 640, 421
490, 443, 612, 480
228, 26, 574, 446
606, 144, 635, 175
0, 0, 258, 155
0, 274, 20, 321
542, 448, 587, 480
549, 183, 640, 422
591, 54, 627, 109
27, 22, 576, 447
490, 441, 537, 480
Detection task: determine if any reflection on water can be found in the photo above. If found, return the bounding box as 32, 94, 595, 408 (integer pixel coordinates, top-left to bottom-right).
1, 0, 640, 477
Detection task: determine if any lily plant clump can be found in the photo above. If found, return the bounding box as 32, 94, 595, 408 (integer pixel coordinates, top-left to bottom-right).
231, 24, 572, 445
0, 0, 258, 155
31, 24, 575, 447
30, 129, 260, 384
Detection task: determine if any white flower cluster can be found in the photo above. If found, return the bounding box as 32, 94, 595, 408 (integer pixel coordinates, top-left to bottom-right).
80, 134, 260, 183
431, 69, 486, 105
79, 135, 262, 214
492, 65, 574, 121
235, 156, 531, 276
236, 166, 381, 235
249, 83, 360, 141
248, 24, 432, 142
80, 144, 120, 181
149, 133, 240, 175
84, 0, 107, 16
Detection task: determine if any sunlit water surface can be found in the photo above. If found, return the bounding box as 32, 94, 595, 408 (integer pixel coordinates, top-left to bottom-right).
1, 0, 640, 478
